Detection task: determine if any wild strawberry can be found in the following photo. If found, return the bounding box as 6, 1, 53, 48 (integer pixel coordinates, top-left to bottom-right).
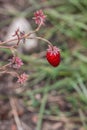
46, 45, 60, 67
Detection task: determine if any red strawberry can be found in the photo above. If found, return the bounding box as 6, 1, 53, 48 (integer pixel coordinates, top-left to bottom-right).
46, 45, 60, 67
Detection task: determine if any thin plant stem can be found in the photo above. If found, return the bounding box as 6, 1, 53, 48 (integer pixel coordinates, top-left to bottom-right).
28, 36, 53, 47
0, 22, 42, 45
36, 88, 48, 130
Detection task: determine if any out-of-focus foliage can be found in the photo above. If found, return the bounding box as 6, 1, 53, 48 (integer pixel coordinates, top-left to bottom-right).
0, 0, 87, 129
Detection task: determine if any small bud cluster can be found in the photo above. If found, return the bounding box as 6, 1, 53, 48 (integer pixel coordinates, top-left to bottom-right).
17, 73, 28, 84
9, 56, 23, 69
33, 10, 46, 25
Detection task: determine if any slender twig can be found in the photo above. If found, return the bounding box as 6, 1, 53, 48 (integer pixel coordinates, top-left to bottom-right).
0, 23, 42, 45
0, 70, 20, 78
0, 20, 52, 47
0, 63, 11, 70
9, 96, 24, 130
28, 36, 53, 47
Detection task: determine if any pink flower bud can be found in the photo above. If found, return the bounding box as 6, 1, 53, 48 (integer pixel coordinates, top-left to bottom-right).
10, 56, 23, 69
17, 73, 28, 84
33, 10, 46, 25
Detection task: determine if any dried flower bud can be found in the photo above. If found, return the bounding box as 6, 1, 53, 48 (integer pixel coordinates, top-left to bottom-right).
33, 10, 46, 25
10, 56, 23, 69
17, 73, 28, 84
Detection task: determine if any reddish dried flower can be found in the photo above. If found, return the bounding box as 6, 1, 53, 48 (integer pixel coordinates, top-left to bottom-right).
46, 45, 61, 67
10, 56, 23, 69
17, 73, 28, 84
33, 10, 46, 25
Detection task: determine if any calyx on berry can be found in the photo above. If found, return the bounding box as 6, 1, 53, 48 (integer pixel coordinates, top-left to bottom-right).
46, 45, 61, 67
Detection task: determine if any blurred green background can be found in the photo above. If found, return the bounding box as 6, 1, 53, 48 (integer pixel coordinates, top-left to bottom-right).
0, 0, 87, 130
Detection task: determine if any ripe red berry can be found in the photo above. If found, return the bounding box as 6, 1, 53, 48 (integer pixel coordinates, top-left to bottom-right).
46, 45, 60, 67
